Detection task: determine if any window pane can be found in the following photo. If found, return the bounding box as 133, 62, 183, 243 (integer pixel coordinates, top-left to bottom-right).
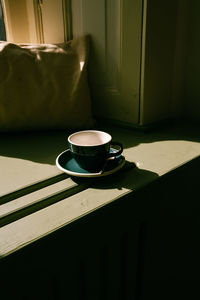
0, 0, 6, 40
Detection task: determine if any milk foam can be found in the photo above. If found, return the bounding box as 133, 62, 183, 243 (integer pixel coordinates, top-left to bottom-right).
69, 131, 111, 146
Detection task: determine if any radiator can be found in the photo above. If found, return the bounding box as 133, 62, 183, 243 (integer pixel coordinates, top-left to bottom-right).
1, 196, 145, 300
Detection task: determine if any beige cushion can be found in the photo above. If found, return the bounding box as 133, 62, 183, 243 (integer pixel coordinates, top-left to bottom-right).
0, 35, 94, 131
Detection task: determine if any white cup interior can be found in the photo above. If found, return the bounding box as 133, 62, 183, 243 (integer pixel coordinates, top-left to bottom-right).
68, 130, 112, 146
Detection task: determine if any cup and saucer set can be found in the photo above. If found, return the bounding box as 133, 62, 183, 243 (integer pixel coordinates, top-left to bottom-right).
56, 130, 125, 178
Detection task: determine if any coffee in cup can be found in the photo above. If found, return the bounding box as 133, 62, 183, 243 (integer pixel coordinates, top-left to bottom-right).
68, 130, 123, 172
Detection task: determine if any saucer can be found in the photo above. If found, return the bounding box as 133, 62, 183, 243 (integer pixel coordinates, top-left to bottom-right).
56, 149, 125, 178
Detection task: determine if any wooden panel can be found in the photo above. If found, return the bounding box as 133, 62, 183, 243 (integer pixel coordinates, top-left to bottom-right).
140, 0, 179, 125
72, 0, 143, 125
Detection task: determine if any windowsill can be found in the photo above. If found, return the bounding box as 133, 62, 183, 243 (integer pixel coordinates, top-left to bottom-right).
0, 122, 199, 257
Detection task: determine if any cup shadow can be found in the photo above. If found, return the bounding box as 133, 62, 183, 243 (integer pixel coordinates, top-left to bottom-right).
71, 160, 159, 192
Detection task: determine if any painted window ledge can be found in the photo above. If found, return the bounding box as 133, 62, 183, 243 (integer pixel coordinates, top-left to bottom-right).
0, 122, 199, 257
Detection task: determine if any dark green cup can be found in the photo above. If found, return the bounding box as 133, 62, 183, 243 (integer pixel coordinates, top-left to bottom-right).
68, 130, 123, 172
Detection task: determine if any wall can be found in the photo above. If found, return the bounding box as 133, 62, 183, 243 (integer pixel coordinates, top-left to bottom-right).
138, 0, 200, 125
183, 0, 200, 122
170, 0, 190, 120
171, 0, 200, 123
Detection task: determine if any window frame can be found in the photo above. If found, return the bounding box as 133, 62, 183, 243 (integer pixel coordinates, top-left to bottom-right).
1, 0, 71, 44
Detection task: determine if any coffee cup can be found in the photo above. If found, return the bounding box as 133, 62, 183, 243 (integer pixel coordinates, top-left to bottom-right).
68, 130, 123, 172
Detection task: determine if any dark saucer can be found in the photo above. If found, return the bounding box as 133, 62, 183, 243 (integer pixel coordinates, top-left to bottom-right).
56, 149, 125, 178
